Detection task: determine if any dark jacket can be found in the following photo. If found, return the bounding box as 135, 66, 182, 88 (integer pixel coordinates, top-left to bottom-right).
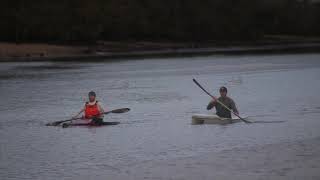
207, 96, 238, 118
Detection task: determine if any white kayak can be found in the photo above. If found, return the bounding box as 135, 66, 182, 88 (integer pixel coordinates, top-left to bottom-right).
192, 114, 246, 125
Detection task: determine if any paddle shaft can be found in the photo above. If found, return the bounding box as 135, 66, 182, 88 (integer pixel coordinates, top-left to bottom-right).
193, 79, 251, 123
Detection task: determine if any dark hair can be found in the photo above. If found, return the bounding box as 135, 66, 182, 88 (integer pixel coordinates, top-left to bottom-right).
219, 86, 227, 92
88, 91, 96, 97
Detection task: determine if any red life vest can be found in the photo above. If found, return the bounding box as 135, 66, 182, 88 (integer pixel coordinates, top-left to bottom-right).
84, 101, 101, 119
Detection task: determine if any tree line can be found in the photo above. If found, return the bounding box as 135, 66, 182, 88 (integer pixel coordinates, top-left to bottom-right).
1, 0, 320, 43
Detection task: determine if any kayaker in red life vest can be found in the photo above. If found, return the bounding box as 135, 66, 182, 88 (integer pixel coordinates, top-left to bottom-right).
73, 91, 105, 125
207, 86, 239, 118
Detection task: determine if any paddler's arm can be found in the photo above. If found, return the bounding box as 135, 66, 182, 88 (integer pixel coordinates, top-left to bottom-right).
97, 102, 104, 114
207, 100, 216, 110
230, 99, 239, 115
72, 106, 85, 119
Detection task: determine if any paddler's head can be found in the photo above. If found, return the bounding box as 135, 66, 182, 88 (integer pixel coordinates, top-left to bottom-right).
88, 91, 96, 102
219, 86, 227, 97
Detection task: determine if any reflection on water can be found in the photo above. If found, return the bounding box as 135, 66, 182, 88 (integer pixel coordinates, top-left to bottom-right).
1, 54, 320, 179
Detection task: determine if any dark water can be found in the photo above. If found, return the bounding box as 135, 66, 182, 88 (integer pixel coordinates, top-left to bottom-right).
1, 54, 320, 179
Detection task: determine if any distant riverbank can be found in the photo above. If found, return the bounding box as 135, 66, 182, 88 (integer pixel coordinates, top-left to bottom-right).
1, 36, 320, 61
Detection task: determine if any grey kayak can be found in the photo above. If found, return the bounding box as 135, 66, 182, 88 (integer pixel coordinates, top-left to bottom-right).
192, 114, 246, 125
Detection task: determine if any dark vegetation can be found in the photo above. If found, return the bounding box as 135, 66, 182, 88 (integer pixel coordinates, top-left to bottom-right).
1, 0, 320, 43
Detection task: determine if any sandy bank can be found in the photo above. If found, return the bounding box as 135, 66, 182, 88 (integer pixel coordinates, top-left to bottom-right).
1, 40, 320, 62
0, 43, 88, 59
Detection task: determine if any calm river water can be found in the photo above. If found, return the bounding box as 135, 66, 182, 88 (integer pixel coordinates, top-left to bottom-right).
1, 54, 320, 179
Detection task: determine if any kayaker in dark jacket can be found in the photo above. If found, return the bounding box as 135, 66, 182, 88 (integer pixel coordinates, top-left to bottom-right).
207, 86, 239, 118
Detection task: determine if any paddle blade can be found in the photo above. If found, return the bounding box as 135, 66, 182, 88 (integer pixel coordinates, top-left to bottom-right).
46, 117, 80, 126
46, 121, 61, 126
109, 108, 130, 114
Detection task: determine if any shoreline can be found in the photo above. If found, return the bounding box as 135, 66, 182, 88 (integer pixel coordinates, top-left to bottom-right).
1, 41, 320, 62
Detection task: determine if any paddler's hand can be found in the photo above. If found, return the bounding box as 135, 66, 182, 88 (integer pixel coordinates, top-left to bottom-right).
211, 99, 218, 105
211, 96, 218, 102
207, 99, 216, 110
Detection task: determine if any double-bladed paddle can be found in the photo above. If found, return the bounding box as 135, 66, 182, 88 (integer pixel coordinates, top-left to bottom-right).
193, 78, 251, 123
46, 108, 130, 126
